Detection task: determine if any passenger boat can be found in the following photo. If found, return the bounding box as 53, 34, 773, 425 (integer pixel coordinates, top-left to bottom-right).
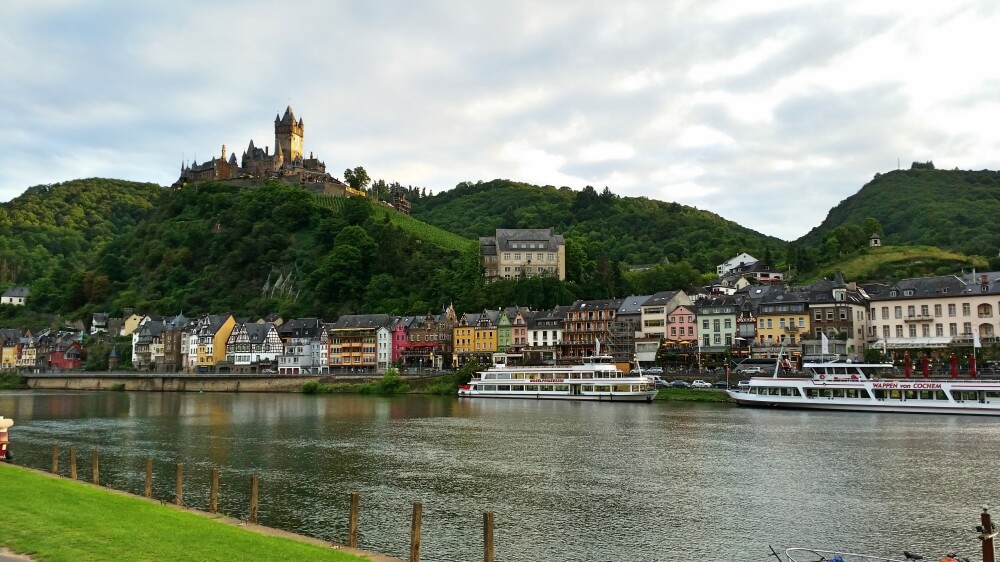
458, 354, 658, 402
728, 360, 1000, 415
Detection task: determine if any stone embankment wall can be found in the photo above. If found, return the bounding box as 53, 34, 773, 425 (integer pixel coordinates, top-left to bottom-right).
24, 374, 321, 392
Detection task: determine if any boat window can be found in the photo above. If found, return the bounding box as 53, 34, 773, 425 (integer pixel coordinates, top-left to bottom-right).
555, 385, 569, 392
583, 385, 594, 392
497, 385, 510, 391
933, 390, 947, 400
805, 388, 818, 398
846, 389, 857, 398
540, 385, 554, 392
954, 390, 978, 402
872, 389, 885, 399
903, 390, 917, 400
482, 385, 494, 391
614, 385, 629, 392
582, 373, 593, 379
823, 389, 834, 398
484, 373, 495, 380
594, 385, 610, 392
511, 385, 524, 392
888, 390, 902, 400
986, 391, 1000, 400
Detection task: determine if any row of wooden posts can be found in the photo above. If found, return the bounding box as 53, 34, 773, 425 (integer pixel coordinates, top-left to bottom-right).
47, 444, 496, 562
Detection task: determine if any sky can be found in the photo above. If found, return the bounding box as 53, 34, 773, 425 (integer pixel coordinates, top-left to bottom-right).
3, 1, 999, 241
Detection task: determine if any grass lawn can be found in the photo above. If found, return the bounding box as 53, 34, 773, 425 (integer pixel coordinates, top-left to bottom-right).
0, 464, 378, 562
654, 388, 731, 402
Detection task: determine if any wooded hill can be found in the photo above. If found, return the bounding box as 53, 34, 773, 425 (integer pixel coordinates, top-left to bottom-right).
1, 168, 999, 326
797, 167, 1000, 256
409, 179, 786, 274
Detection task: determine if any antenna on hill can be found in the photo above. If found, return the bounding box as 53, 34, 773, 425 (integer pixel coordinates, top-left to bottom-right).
897, 158, 900, 170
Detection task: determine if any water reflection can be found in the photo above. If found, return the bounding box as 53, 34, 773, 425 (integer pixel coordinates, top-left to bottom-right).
3, 390, 998, 561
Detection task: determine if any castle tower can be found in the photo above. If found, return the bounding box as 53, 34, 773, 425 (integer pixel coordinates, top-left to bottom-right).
274, 105, 304, 164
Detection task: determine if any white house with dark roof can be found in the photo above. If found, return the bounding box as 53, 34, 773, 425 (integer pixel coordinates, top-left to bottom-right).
1, 287, 29, 306
716, 253, 757, 276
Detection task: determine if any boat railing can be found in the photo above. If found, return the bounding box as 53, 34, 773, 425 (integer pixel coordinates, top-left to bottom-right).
782, 547, 907, 561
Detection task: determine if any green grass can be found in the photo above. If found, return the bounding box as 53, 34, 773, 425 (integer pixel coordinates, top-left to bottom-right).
0, 464, 374, 562
654, 388, 731, 402
804, 245, 986, 283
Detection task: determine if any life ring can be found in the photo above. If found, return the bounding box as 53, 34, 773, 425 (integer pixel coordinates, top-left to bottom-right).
819, 374, 826, 380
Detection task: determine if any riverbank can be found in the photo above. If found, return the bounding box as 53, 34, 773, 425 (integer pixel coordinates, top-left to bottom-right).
0, 463, 399, 562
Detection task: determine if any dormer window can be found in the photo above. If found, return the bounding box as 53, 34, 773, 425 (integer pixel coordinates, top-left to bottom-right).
983, 285, 988, 293
890, 290, 897, 297
904, 290, 914, 296
943, 288, 949, 294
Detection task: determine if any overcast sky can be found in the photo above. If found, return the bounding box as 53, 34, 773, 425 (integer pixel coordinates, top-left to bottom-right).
3, 1, 999, 240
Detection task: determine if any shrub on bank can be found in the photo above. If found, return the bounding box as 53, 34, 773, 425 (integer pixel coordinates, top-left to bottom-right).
424, 361, 478, 395
301, 369, 409, 395
0, 372, 24, 390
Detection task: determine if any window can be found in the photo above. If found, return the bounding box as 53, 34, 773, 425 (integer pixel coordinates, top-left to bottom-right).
724, 319, 732, 329
758, 319, 765, 328
896, 326, 904, 337
798, 318, 805, 328
963, 303, 971, 316
713, 334, 721, 344
780, 319, 786, 328
920, 305, 929, 317
963, 322, 972, 335
814, 310, 822, 320
840, 310, 847, 320
514, 253, 521, 260
713, 319, 720, 332
767, 319, 772, 328
894, 306, 902, 319
934, 304, 942, 317
909, 325, 917, 337
703, 320, 710, 329
725, 335, 732, 346
703, 335, 710, 346
907, 305, 915, 317
881, 307, 889, 319
503, 253, 510, 260
922, 325, 930, 337
949, 323, 957, 336
826, 310, 834, 320
948, 304, 956, 317
935, 324, 943, 336
883, 325, 890, 338
815, 328, 823, 337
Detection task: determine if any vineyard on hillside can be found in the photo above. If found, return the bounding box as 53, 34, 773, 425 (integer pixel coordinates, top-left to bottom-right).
314, 194, 474, 253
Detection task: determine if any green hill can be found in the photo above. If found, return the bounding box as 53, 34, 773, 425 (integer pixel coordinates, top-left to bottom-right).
798, 167, 1000, 256
410, 179, 786, 272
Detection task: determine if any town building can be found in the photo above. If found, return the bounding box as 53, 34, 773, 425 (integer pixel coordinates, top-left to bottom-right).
717, 253, 757, 276
561, 299, 623, 360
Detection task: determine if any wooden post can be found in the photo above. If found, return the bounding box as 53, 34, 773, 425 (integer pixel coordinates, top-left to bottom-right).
249, 475, 259, 524
483, 511, 495, 562
348, 491, 360, 548
69, 447, 77, 480
91, 449, 99, 485
51, 444, 59, 474
175, 464, 183, 506
409, 502, 422, 562
145, 458, 152, 498
984, 507, 996, 562
209, 468, 219, 514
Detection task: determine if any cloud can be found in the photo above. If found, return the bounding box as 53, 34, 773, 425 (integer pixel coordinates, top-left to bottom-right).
1, 0, 999, 243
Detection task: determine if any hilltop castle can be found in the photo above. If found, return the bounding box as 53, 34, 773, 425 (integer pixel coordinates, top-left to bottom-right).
173, 106, 347, 190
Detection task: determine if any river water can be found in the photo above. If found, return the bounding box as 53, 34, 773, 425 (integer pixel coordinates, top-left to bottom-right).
1, 390, 996, 561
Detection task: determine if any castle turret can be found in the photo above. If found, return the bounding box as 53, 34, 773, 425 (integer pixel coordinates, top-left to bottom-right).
274, 105, 304, 163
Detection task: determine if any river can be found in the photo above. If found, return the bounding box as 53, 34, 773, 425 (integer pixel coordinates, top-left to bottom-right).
1, 390, 996, 561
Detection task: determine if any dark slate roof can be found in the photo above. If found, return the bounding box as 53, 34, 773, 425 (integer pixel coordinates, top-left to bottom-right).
618, 295, 652, 315
641, 291, 682, 307
568, 298, 624, 312
2, 286, 30, 298
694, 296, 741, 312
245, 322, 273, 344
329, 314, 392, 330
865, 275, 979, 301
494, 228, 565, 251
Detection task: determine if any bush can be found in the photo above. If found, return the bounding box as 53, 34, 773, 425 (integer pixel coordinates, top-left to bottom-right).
0, 372, 24, 390
360, 368, 409, 395
301, 380, 320, 394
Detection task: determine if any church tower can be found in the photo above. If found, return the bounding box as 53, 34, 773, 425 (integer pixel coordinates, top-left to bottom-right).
274, 106, 304, 164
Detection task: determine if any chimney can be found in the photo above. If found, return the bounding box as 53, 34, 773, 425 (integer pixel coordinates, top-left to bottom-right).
981, 275, 989, 286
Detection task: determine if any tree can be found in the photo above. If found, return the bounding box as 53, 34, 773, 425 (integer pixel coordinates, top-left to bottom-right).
343, 166, 371, 190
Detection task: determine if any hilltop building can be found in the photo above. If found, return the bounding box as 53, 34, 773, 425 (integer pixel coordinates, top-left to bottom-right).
480, 228, 566, 282
173, 107, 355, 195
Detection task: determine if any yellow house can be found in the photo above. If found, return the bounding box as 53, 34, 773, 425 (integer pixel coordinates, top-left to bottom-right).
474, 310, 499, 354
121, 314, 146, 336
756, 293, 810, 347
196, 314, 236, 372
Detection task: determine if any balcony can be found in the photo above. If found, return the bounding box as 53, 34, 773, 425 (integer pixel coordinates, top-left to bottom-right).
903, 315, 933, 323
979, 313, 994, 318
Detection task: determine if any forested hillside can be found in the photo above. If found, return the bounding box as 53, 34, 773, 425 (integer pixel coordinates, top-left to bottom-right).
798, 167, 1000, 256
410, 179, 786, 273
0, 178, 166, 312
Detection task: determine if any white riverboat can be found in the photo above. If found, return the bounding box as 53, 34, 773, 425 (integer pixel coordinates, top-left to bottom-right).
458, 354, 658, 402
728, 360, 1000, 415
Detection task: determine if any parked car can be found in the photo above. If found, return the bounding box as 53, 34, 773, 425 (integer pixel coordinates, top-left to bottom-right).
645, 366, 664, 375
741, 366, 764, 374
713, 381, 730, 389
670, 380, 690, 388
262, 369, 275, 374
691, 380, 712, 388
737, 380, 751, 391
653, 378, 669, 389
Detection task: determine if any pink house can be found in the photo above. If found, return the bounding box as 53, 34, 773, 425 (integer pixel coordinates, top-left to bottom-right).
391, 321, 411, 365
666, 305, 697, 343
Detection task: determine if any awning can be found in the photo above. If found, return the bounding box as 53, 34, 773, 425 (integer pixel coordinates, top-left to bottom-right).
877, 337, 954, 349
